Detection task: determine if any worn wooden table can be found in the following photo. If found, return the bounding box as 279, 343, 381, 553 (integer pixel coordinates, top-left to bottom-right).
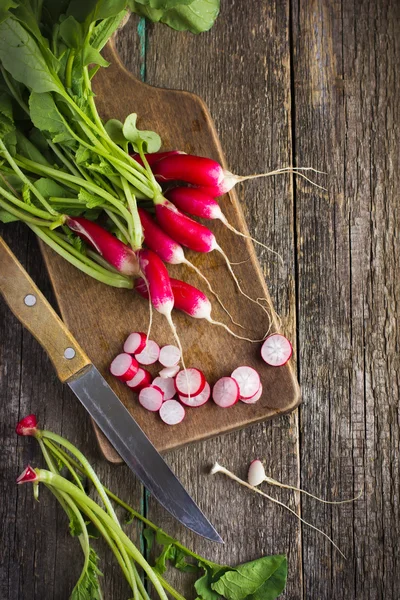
1, 2, 399, 598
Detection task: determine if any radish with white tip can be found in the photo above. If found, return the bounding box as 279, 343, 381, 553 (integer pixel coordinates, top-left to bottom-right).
138, 386, 164, 412
241, 383, 263, 404
261, 334, 292, 366
159, 365, 180, 379
159, 400, 185, 425
152, 376, 176, 401
159, 345, 181, 367
175, 368, 205, 397
231, 366, 260, 400
124, 332, 147, 355
126, 368, 152, 392
212, 377, 239, 408
110, 353, 139, 382
135, 339, 160, 365
247, 460, 266, 486
179, 382, 211, 408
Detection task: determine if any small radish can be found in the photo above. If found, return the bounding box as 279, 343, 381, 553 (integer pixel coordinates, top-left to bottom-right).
240, 383, 263, 405
179, 382, 211, 408
261, 334, 292, 366
66, 216, 139, 276
175, 368, 205, 397
159, 344, 181, 367
212, 377, 240, 408
124, 332, 147, 355
247, 459, 266, 486
126, 368, 152, 392
130, 150, 184, 168
135, 339, 160, 365
159, 400, 185, 425
138, 386, 164, 411
110, 353, 139, 382
152, 376, 176, 401
159, 365, 180, 379
231, 366, 261, 400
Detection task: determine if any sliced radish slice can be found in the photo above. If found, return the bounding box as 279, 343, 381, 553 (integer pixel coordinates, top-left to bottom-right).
159, 365, 180, 379
240, 383, 263, 404
175, 368, 206, 397
212, 377, 239, 408
135, 340, 160, 365
231, 366, 261, 400
261, 334, 293, 367
138, 386, 164, 411
159, 400, 185, 425
110, 353, 139, 381
159, 344, 181, 367
152, 376, 176, 400
126, 368, 152, 392
179, 382, 210, 408
124, 332, 147, 355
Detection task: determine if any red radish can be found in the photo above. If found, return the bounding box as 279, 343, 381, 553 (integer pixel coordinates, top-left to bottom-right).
16, 465, 39, 484
138, 386, 164, 411
261, 334, 292, 366
16, 414, 38, 436
130, 150, 184, 168
241, 383, 263, 405
212, 377, 240, 408
159, 345, 181, 367
159, 365, 180, 378
66, 216, 139, 276
110, 353, 139, 381
152, 376, 176, 400
231, 366, 261, 400
126, 368, 152, 392
159, 400, 185, 425
175, 368, 206, 397
179, 382, 210, 407
124, 332, 147, 355
135, 339, 160, 365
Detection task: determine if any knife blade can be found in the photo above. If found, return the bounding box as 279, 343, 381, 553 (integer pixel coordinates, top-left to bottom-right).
0, 237, 222, 543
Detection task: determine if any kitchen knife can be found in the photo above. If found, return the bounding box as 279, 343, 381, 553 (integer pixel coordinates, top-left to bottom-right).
0, 237, 222, 543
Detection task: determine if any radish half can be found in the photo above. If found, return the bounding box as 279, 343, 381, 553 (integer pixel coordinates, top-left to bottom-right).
175, 368, 206, 397
152, 376, 176, 401
135, 340, 160, 365
159, 400, 185, 425
126, 368, 152, 392
240, 383, 263, 404
124, 332, 147, 355
139, 386, 164, 411
179, 382, 211, 408
110, 353, 139, 382
231, 366, 261, 400
212, 377, 239, 408
159, 365, 180, 379
159, 344, 181, 367
261, 334, 292, 366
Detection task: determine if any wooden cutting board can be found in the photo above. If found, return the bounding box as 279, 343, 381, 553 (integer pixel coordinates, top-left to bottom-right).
40, 41, 300, 463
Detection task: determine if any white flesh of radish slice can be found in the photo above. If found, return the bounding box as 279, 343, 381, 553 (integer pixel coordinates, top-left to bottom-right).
152, 376, 176, 400
261, 334, 293, 366
159, 400, 185, 425
247, 459, 266, 486
126, 368, 152, 391
231, 366, 261, 400
159, 344, 181, 367
110, 353, 139, 381
124, 332, 147, 355
138, 386, 163, 411
212, 377, 239, 408
135, 340, 160, 365
240, 383, 263, 405
159, 365, 180, 379
175, 368, 205, 397
179, 382, 211, 407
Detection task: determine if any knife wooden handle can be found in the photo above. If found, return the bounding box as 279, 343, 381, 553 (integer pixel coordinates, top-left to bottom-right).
0, 238, 91, 383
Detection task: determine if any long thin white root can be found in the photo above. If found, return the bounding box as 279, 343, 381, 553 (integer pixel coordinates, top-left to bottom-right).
165, 312, 190, 400
237, 166, 327, 191
210, 462, 346, 559
263, 476, 363, 505
207, 317, 268, 343
220, 215, 285, 266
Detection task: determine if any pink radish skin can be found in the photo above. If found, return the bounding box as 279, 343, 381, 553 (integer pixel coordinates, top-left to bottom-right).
110, 353, 139, 382
212, 377, 240, 408
261, 334, 293, 366
124, 332, 147, 355
166, 187, 222, 220
159, 400, 185, 425
159, 365, 180, 379
137, 249, 174, 316
152, 376, 176, 401
138, 207, 186, 264
130, 150, 184, 168
231, 366, 261, 400
135, 340, 160, 365
175, 368, 206, 397
154, 201, 217, 253
126, 368, 152, 392
159, 345, 181, 367
179, 382, 211, 408
66, 216, 139, 276
139, 386, 164, 412
240, 383, 263, 405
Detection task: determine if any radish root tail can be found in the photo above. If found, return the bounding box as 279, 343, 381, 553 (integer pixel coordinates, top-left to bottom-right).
264, 476, 363, 505
236, 166, 327, 191
165, 312, 190, 401
207, 317, 268, 343
140, 274, 153, 349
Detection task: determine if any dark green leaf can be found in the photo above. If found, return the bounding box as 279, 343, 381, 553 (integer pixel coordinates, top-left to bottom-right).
0, 1, 17, 26
155, 529, 175, 546
104, 118, 128, 152
247, 557, 287, 600
59, 15, 84, 49
154, 543, 175, 574
16, 130, 51, 166
194, 567, 221, 600
67, 0, 127, 22
82, 45, 110, 68
78, 188, 104, 208
34, 177, 68, 199
90, 10, 128, 51
29, 91, 74, 144
70, 547, 103, 600
0, 208, 19, 223
75, 144, 91, 164
142, 527, 155, 549
129, 0, 220, 33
